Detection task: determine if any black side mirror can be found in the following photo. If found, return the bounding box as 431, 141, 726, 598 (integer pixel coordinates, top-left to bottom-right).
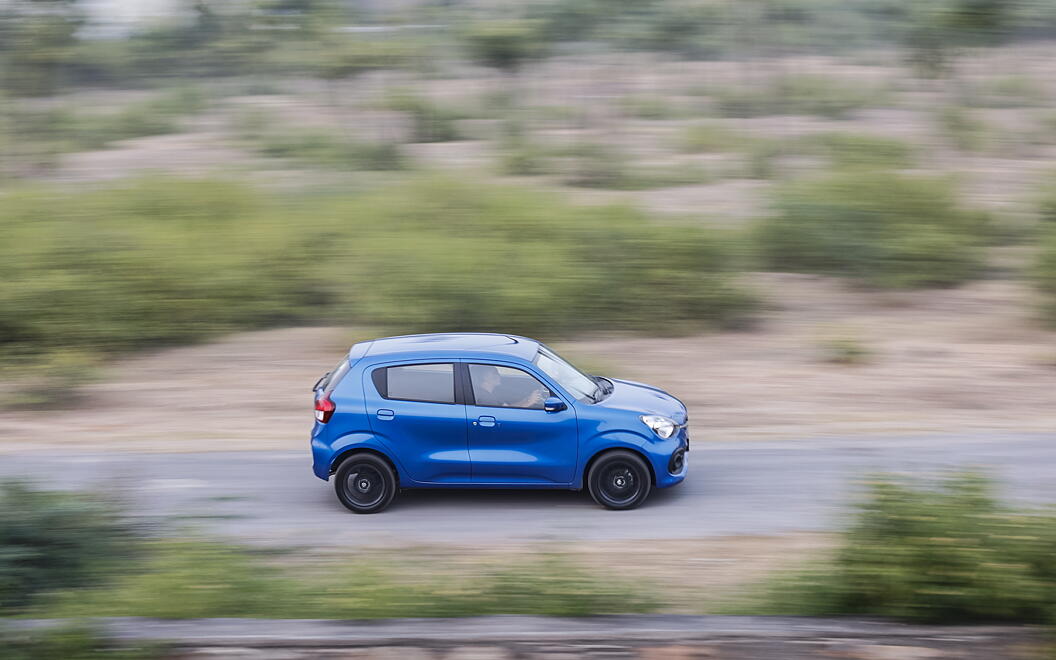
543, 396, 567, 413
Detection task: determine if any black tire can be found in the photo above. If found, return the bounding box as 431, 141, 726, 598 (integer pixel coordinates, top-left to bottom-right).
334, 453, 397, 514
587, 450, 651, 510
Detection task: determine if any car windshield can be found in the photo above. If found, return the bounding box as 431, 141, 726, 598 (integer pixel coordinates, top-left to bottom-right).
533, 346, 599, 402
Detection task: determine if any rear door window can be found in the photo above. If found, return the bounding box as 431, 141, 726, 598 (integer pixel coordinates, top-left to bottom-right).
372, 363, 456, 404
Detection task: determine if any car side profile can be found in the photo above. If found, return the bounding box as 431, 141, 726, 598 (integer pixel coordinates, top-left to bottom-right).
311, 333, 688, 513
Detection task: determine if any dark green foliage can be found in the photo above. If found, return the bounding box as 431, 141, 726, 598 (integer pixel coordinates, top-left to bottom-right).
558, 143, 710, 190
258, 131, 405, 169
799, 132, 915, 170
49, 542, 656, 619
761, 473, 1056, 624
714, 75, 882, 119
0, 1, 83, 97
1035, 231, 1056, 327
904, 0, 1014, 77
0, 176, 755, 403
756, 171, 989, 287
383, 93, 465, 143
0, 482, 135, 612
0, 625, 160, 660
462, 20, 544, 73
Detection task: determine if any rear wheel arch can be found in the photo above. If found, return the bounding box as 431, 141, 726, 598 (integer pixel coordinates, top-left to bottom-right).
331, 447, 400, 486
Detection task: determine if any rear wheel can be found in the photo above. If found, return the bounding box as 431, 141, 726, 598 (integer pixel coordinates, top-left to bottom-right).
334, 453, 396, 514
587, 450, 651, 510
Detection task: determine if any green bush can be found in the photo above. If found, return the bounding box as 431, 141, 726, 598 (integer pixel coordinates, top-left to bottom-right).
1035, 231, 1056, 327
258, 129, 405, 170
498, 136, 549, 176
679, 123, 740, 154
0, 625, 160, 660
961, 75, 1048, 108
756, 171, 989, 287
1040, 181, 1056, 226
461, 20, 545, 73
0, 176, 755, 390
799, 132, 915, 170
0, 482, 134, 612
49, 541, 655, 619
620, 95, 679, 120
715, 75, 881, 119
559, 143, 710, 190
938, 106, 988, 152
383, 93, 465, 143
760, 473, 1056, 624
0, 87, 207, 164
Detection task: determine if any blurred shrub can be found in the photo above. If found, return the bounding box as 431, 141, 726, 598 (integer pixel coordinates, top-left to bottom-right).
558, 143, 710, 190
714, 75, 881, 119
51, 541, 654, 619
741, 140, 783, 180
0, 625, 159, 660
762, 473, 1056, 624
756, 171, 989, 288
0, 349, 99, 409
236, 110, 405, 170
0, 176, 755, 394
799, 132, 915, 170
1035, 231, 1056, 327
620, 96, 679, 120
498, 136, 549, 176
0, 1, 82, 97
961, 75, 1048, 108
1039, 179, 1056, 226
383, 92, 464, 143
938, 106, 988, 152
51, 541, 308, 619
462, 20, 545, 73
258, 130, 405, 170
0, 87, 207, 170
0, 482, 134, 612
678, 123, 740, 153
817, 331, 873, 365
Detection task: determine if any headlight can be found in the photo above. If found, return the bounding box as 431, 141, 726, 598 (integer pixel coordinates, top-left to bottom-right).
640, 414, 677, 439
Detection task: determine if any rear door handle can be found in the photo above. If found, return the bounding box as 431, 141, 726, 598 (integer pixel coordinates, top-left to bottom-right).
475, 415, 497, 428
376, 409, 395, 420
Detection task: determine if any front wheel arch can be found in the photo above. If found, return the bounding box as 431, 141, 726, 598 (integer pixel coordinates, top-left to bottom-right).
582, 446, 656, 489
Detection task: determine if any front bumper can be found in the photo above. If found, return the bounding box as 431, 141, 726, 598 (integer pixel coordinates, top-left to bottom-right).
654, 426, 689, 488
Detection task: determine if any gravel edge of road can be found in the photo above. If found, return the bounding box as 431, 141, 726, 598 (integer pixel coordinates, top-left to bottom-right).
7, 615, 1043, 647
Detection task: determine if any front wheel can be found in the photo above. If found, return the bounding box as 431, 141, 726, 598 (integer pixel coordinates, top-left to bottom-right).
587, 450, 651, 510
334, 453, 397, 514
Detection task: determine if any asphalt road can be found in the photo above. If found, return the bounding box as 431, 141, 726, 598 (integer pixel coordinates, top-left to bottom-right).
2, 433, 1054, 547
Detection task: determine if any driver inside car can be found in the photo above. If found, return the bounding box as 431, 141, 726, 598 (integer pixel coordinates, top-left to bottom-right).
475, 365, 547, 409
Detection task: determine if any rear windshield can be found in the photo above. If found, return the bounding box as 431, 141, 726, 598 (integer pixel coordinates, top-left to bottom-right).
319, 357, 352, 395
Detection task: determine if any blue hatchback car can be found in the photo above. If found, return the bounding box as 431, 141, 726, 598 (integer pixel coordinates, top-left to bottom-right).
311, 333, 688, 513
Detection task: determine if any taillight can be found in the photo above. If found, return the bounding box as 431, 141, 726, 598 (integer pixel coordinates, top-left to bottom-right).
314, 395, 335, 424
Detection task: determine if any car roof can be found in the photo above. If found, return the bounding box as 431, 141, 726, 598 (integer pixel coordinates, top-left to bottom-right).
355, 333, 540, 363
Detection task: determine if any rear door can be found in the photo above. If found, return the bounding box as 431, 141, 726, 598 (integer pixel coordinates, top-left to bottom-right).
363, 362, 471, 483
462, 361, 578, 484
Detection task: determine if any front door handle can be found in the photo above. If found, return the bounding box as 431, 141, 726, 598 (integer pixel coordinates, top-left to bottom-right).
475, 415, 497, 428
376, 409, 395, 420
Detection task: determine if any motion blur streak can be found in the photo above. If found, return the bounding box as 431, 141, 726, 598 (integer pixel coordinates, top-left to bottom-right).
2, 0, 1056, 656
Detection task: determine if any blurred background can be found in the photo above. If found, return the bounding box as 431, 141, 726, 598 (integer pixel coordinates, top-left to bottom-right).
3, 0, 1056, 656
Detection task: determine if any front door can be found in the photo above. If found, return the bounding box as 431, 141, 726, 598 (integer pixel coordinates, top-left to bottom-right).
363, 362, 470, 483
463, 362, 578, 484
